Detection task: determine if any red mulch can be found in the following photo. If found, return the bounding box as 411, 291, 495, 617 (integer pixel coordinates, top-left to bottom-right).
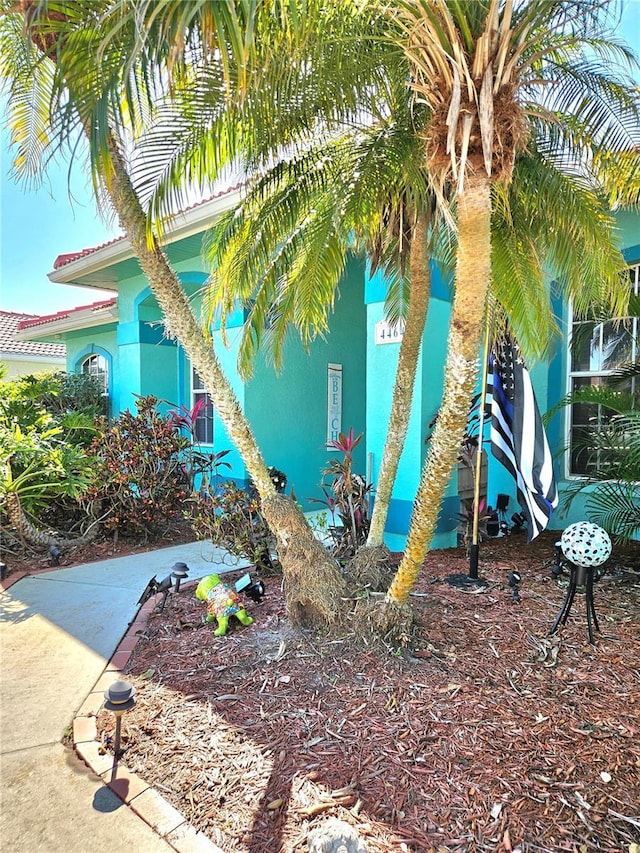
94, 532, 640, 853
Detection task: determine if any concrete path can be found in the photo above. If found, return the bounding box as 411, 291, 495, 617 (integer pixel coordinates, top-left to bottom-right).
0, 541, 249, 853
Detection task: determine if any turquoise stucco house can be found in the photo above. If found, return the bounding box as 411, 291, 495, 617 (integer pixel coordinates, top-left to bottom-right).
16, 187, 640, 548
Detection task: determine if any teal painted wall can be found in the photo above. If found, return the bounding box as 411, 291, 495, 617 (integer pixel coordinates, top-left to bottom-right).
364, 262, 458, 549
246, 258, 367, 509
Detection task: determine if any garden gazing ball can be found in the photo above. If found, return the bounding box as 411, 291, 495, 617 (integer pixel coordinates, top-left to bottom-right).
560, 522, 612, 568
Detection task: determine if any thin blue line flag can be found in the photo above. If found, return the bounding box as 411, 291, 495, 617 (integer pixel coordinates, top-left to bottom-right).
488, 337, 558, 541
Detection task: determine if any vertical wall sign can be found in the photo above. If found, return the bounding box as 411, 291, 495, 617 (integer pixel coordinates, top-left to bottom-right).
326, 363, 343, 449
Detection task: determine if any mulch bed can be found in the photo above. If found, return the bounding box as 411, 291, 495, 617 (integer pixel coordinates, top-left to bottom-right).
97, 531, 640, 853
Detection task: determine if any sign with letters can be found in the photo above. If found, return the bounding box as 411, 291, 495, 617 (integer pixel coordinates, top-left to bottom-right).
326, 363, 342, 449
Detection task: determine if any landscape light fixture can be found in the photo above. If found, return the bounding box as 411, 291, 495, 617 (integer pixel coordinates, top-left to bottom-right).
550, 522, 612, 644
103, 679, 136, 758
137, 574, 173, 612
508, 571, 522, 602
0, 562, 7, 581
235, 572, 266, 604
49, 544, 61, 566
171, 562, 189, 593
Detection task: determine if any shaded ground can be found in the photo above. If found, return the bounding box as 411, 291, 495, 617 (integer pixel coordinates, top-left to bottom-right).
93, 531, 640, 853
2, 515, 195, 577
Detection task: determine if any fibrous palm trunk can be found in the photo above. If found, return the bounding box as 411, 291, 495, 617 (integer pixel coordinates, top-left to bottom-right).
348, 212, 432, 590
383, 176, 492, 622
367, 211, 431, 546
4, 492, 99, 549
104, 137, 346, 627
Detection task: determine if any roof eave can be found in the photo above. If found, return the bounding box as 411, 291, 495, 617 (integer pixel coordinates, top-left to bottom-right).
15, 305, 120, 341
48, 187, 243, 286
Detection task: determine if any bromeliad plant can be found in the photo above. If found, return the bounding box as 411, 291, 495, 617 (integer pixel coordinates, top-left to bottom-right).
313, 429, 373, 561
168, 399, 232, 494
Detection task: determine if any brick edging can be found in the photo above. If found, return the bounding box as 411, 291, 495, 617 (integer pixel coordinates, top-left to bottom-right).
72, 595, 224, 853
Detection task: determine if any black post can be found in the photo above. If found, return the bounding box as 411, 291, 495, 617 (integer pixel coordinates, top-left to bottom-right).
469, 543, 479, 579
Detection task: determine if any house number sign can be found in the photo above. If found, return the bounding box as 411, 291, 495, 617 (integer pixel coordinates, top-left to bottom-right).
375, 319, 405, 345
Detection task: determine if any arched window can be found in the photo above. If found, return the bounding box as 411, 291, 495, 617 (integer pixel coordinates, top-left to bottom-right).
81, 354, 109, 396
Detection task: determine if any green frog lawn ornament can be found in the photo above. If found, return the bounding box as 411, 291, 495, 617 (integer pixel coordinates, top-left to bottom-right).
195, 573, 254, 636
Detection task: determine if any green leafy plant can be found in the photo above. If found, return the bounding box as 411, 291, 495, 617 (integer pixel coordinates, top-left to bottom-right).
186, 481, 279, 572
0, 373, 100, 546
87, 395, 189, 540
549, 360, 640, 543
168, 399, 232, 493
311, 428, 372, 560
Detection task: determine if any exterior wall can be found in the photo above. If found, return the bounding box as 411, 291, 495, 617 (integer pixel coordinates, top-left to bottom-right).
364, 262, 458, 549
1, 354, 66, 378
246, 257, 367, 509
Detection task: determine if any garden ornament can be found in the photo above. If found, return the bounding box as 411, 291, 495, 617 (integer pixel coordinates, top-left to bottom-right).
549, 522, 611, 644
195, 573, 254, 636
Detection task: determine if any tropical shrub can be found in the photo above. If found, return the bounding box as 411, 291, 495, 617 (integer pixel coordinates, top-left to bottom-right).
553, 380, 640, 542
0, 372, 100, 543
168, 399, 232, 493
87, 395, 189, 540
312, 429, 372, 560
186, 481, 279, 572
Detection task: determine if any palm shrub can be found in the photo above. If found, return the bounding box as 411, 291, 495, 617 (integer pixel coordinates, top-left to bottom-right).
0, 371, 99, 547
87, 395, 189, 541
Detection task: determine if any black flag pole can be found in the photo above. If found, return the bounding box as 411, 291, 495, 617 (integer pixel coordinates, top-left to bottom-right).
469, 315, 492, 579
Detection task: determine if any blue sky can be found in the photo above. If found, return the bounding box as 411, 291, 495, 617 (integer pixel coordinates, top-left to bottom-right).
1, 2, 639, 317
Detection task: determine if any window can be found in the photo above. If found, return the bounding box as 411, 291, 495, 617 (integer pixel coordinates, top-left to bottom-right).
568, 264, 640, 475
192, 368, 214, 444
81, 354, 109, 395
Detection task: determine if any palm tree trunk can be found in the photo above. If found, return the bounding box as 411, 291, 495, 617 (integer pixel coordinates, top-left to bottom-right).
4, 492, 99, 550
367, 211, 431, 546
104, 138, 345, 626
386, 176, 492, 608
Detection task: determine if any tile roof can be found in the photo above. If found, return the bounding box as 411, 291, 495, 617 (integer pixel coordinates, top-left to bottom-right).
53, 238, 125, 269
17, 298, 117, 331
52, 183, 243, 270
0, 311, 67, 358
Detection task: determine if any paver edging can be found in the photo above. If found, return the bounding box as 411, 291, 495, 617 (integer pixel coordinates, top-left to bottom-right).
72, 589, 225, 853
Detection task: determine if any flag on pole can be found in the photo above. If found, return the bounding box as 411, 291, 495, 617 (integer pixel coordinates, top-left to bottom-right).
488, 337, 558, 541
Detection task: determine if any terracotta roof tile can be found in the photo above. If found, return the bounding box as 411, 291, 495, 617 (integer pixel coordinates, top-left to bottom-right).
0, 311, 66, 358
17, 298, 117, 331
52, 184, 243, 270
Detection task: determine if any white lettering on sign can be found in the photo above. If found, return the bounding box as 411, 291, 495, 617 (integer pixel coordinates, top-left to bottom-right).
326, 363, 342, 450
375, 319, 405, 345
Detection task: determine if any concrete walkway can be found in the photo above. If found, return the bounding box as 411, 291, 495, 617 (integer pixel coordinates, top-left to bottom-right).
0, 541, 249, 853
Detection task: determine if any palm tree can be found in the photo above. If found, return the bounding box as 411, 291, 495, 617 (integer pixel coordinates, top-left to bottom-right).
145, 1, 636, 567
382, 0, 640, 621
197, 91, 440, 580
1, 0, 350, 627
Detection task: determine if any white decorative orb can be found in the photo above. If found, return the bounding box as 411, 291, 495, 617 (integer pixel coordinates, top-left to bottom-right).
560, 522, 612, 568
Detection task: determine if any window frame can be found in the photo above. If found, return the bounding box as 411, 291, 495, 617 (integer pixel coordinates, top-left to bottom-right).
566, 263, 640, 477
191, 367, 214, 446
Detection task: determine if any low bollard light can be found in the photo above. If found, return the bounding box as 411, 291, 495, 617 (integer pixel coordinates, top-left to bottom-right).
171, 562, 189, 592
104, 679, 136, 758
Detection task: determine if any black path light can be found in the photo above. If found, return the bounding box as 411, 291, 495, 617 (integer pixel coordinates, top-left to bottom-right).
103, 679, 136, 758
171, 562, 189, 592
